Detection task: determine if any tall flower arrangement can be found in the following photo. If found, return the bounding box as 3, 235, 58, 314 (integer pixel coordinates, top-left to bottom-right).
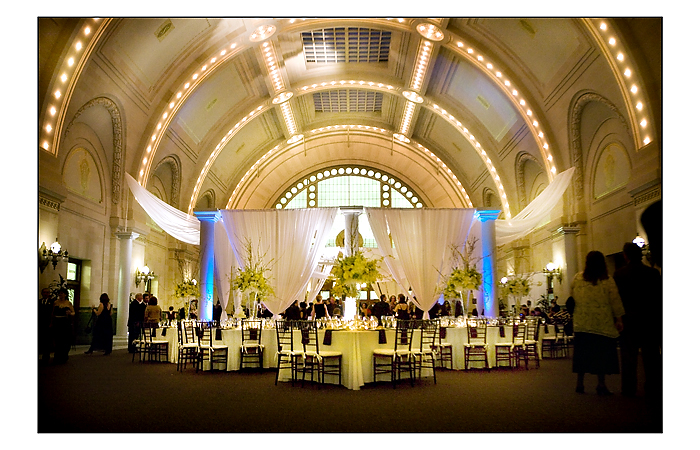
174, 278, 199, 298
330, 251, 382, 298
442, 239, 482, 303
232, 238, 275, 302
499, 273, 533, 313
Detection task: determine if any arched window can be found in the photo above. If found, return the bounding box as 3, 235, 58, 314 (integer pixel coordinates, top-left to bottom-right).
275, 165, 424, 248
274, 165, 423, 210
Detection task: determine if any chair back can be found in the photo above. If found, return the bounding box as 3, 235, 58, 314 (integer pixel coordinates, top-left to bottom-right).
467, 321, 487, 345
141, 324, 158, 342
181, 320, 197, 345
512, 322, 526, 345
414, 319, 438, 351
525, 318, 540, 341
197, 321, 214, 347
394, 320, 415, 352
298, 320, 320, 355
275, 319, 297, 353
241, 320, 263, 345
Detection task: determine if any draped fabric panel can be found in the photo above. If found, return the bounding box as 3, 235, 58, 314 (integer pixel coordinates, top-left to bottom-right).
495, 167, 575, 246
365, 208, 475, 318
213, 220, 237, 322
219, 208, 338, 316
125, 173, 200, 245
307, 264, 333, 304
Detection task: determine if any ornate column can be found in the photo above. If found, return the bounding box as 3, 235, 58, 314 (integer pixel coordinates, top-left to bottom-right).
115, 231, 139, 337
475, 209, 500, 318
194, 210, 221, 322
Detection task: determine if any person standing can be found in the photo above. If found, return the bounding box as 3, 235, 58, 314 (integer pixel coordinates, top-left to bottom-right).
144, 296, 163, 326
39, 287, 54, 365
213, 301, 223, 324
613, 242, 662, 398
311, 295, 329, 319
50, 288, 75, 364
372, 294, 391, 324
127, 293, 145, 353
571, 251, 625, 395
85, 293, 113, 355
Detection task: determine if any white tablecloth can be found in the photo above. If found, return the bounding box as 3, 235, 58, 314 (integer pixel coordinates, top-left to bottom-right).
441, 325, 543, 369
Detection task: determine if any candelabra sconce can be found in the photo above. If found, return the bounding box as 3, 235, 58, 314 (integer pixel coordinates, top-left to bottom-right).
543, 262, 562, 296
135, 265, 156, 289
39, 238, 69, 273
633, 235, 649, 255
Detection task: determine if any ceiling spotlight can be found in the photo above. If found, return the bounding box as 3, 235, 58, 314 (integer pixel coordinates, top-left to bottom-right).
272, 91, 293, 104
402, 90, 424, 103
416, 23, 444, 41
249, 25, 276, 42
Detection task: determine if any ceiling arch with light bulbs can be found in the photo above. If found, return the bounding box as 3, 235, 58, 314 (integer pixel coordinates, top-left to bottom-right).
39, 18, 658, 220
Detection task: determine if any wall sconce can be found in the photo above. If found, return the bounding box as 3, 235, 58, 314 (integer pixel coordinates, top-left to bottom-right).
543, 262, 562, 295
39, 238, 69, 273
135, 265, 156, 288
633, 234, 650, 254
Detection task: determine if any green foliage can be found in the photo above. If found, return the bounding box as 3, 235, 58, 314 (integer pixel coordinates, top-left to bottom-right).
330, 251, 382, 298
232, 238, 275, 301
442, 239, 483, 299
174, 279, 199, 298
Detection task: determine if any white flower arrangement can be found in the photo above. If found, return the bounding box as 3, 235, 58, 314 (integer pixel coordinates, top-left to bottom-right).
330, 251, 383, 298
442, 239, 483, 300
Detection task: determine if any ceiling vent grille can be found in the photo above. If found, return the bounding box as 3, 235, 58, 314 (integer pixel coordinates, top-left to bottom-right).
313, 89, 384, 112
302, 27, 391, 63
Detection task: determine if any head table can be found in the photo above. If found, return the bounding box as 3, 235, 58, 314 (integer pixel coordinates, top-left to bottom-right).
153, 318, 546, 390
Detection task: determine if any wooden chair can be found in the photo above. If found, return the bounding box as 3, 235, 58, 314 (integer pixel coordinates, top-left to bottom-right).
298, 321, 342, 388
521, 318, 541, 369
177, 320, 199, 372
240, 320, 264, 371
464, 319, 489, 371
136, 324, 169, 363
197, 321, 228, 372
411, 319, 438, 384
274, 320, 303, 385
494, 322, 525, 369
373, 319, 415, 388
432, 326, 453, 370
542, 322, 569, 358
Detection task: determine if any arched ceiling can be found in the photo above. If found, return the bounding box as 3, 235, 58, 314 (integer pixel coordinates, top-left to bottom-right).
40, 18, 658, 220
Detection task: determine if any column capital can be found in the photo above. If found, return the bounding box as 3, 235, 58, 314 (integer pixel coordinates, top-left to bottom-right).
193, 210, 222, 223
474, 209, 501, 222
114, 230, 140, 240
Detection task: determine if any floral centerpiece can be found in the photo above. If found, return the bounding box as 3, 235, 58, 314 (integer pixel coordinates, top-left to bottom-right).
330, 251, 382, 298
232, 238, 275, 317
499, 273, 532, 313
442, 239, 482, 305
174, 278, 199, 298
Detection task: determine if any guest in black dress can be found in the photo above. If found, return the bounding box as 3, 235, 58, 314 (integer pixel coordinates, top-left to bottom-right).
284, 301, 302, 320
51, 288, 75, 364
311, 295, 329, 319
86, 293, 113, 355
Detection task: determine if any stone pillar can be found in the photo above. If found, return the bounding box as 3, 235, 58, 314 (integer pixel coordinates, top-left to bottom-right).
194, 210, 221, 322
475, 209, 500, 318
115, 231, 139, 337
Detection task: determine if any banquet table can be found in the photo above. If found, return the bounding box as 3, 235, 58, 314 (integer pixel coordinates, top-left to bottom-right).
154, 322, 544, 390
440, 325, 543, 369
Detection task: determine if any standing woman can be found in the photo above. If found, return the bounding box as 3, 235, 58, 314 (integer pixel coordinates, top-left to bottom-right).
571, 251, 625, 395
85, 293, 113, 355
311, 295, 329, 320
50, 288, 75, 364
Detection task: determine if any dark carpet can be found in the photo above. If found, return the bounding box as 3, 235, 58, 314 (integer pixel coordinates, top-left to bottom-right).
37, 345, 662, 434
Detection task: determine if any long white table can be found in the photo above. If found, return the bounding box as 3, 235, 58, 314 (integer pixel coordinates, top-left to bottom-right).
154, 323, 544, 390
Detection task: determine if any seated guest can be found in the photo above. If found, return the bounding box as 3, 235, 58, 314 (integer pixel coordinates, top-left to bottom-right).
284, 300, 302, 320
532, 307, 550, 323
144, 296, 162, 326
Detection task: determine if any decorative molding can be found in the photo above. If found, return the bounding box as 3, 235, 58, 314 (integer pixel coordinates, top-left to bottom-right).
568, 90, 630, 201
153, 155, 182, 209
515, 151, 544, 211
633, 185, 661, 206
65, 96, 124, 204
39, 196, 61, 212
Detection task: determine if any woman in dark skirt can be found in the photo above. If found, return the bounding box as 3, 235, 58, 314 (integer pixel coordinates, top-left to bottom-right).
570, 251, 625, 395
85, 293, 113, 355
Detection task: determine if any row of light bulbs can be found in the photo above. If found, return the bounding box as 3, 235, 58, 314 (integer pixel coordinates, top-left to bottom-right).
41, 18, 104, 155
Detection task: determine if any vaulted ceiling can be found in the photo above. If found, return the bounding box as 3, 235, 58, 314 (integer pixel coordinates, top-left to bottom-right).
38, 18, 660, 219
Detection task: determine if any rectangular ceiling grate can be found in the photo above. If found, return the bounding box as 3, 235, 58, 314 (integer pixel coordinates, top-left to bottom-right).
313, 90, 384, 112
302, 27, 391, 63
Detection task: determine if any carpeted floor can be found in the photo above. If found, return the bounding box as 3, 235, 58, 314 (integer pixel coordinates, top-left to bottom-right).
36, 344, 662, 434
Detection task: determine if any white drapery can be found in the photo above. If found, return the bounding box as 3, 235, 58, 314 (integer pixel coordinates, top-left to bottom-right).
213, 220, 236, 322
307, 264, 333, 304
124, 173, 200, 245
219, 208, 338, 316
495, 167, 575, 246
365, 208, 475, 318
